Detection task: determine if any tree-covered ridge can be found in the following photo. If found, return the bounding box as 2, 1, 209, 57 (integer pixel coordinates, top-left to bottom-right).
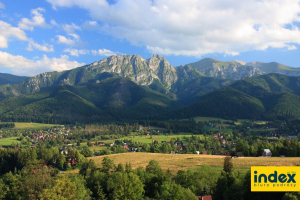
0, 73, 29, 85
0, 77, 182, 124
160, 74, 300, 120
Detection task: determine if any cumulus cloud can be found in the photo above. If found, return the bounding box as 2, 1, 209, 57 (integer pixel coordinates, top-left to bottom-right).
64, 48, 117, 56
91, 48, 117, 56
18, 7, 51, 30
82, 20, 100, 30
0, 20, 27, 48
56, 33, 84, 46
62, 22, 81, 33
0, 2, 5, 9
50, 19, 58, 26
27, 41, 54, 52
47, 0, 300, 56
63, 48, 89, 56
0, 51, 85, 76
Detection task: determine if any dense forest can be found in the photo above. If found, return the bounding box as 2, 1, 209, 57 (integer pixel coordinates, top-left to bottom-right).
1, 147, 298, 200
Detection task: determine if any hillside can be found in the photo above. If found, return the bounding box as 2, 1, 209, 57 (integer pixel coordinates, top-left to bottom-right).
188, 58, 300, 80
0, 73, 29, 85
161, 74, 300, 120
0, 55, 298, 101
0, 77, 181, 123
188, 58, 264, 80
90, 153, 300, 174
0, 55, 232, 105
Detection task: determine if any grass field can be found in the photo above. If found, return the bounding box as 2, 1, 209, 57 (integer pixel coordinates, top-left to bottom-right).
90, 153, 300, 174
88, 135, 203, 146
14, 122, 61, 129
0, 137, 20, 146
193, 117, 269, 126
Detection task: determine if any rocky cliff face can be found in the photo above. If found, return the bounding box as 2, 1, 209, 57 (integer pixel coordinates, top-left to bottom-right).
188, 58, 264, 80
189, 58, 300, 80
1, 55, 299, 101
86, 54, 178, 89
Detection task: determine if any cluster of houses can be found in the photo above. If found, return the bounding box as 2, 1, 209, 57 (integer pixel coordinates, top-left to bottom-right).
29, 127, 71, 144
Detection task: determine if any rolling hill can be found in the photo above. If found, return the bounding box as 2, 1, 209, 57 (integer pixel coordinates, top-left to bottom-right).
0, 73, 29, 85
0, 77, 181, 123
160, 74, 300, 120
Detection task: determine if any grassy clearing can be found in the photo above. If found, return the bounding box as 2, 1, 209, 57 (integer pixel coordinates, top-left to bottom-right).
91, 135, 202, 145
63, 169, 80, 174
90, 153, 300, 174
14, 122, 61, 129
0, 137, 20, 146
89, 146, 108, 151
193, 117, 269, 126
193, 117, 227, 122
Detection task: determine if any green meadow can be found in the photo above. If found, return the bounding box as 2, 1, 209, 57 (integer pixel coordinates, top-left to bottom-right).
0, 137, 20, 146
95, 134, 203, 145
14, 122, 61, 129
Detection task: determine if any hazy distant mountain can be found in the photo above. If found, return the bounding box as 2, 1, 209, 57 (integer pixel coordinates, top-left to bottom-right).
188, 58, 300, 80
0, 73, 29, 85
163, 73, 300, 120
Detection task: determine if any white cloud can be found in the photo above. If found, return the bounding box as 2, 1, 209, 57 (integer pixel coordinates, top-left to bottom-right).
92, 48, 117, 56
62, 22, 81, 33
0, 51, 85, 76
50, 19, 58, 26
56, 33, 83, 46
27, 41, 54, 52
82, 20, 100, 30
18, 7, 50, 30
64, 48, 117, 56
0, 20, 27, 48
63, 48, 89, 56
0, 2, 5, 9
47, 0, 300, 57
287, 45, 297, 50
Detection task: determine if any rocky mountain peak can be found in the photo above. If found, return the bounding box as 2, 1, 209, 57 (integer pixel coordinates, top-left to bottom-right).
232, 60, 246, 65
147, 54, 172, 73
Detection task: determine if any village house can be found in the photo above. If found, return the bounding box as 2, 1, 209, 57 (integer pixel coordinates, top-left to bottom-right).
98, 142, 105, 146
59, 147, 68, 155
174, 141, 181, 147
262, 149, 272, 157
222, 152, 228, 156
212, 150, 219, 155
197, 195, 212, 200
65, 157, 77, 166
201, 151, 208, 155
221, 139, 226, 145
129, 147, 138, 152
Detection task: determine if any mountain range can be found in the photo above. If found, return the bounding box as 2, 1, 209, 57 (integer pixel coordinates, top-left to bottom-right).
162, 73, 300, 121
0, 55, 299, 123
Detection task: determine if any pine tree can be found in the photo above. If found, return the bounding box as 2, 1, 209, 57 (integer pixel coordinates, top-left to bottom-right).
223, 155, 233, 173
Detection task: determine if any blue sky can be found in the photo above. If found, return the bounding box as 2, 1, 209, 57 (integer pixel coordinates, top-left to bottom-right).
0, 0, 299, 76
